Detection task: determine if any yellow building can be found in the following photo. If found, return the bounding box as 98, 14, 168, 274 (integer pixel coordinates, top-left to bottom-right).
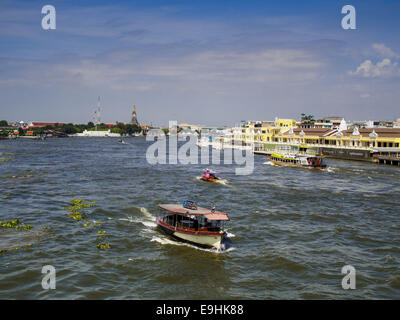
232, 119, 297, 146
274, 118, 297, 128
230, 120, 400, 161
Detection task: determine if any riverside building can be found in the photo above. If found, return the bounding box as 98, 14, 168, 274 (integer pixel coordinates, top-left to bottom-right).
227, 117, 400, 165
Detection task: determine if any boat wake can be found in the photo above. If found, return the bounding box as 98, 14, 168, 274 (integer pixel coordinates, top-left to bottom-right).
139, 207, 156, 221
150, 235, 235, 253
215, 179, 229, 185
119, 207, 157, 229
119, 216, 157, 228
226, 230, 236, 238
195, 176, 229, 185
264, 161, 277, 166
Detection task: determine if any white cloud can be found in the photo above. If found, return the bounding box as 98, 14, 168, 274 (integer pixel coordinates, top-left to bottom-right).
372, 43, 399, 59
349, 58, 400, 78
349, 43, 400, 79
1, 48, 324, 91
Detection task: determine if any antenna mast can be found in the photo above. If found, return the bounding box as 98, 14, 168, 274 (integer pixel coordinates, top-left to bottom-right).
95, 96, 101, 130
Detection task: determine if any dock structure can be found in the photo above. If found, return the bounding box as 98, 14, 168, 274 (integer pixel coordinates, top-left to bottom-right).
372, 149, 400, 166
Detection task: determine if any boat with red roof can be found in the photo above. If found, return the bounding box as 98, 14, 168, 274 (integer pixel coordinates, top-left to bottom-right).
157, 201, 230, 250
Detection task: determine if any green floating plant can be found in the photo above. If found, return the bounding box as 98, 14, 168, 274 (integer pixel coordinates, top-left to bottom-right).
96, 230, 111, 249
64, 197, 97, 222
0, 218, 32, 231
96, 242, 111, 249
63, 197, 110, 250
82, 219, 103, 228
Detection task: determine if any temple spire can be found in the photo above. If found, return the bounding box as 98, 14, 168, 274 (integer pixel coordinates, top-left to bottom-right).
131, 104, 139, 126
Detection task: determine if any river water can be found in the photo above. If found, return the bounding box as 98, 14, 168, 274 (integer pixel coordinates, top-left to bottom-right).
0, 137, 399, 299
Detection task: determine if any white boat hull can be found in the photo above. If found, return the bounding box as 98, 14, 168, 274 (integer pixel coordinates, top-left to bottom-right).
173, 231, 223, 250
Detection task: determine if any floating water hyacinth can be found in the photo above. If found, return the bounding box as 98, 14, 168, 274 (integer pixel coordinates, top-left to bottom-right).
64, 197, 97, 222
0, 219, 34, 254
96, 230, 111, 249
63, 197, 110, 249
0, 218, 32, 231
82, 219, 103, 228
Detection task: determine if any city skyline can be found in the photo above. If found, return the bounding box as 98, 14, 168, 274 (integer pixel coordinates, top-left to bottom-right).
1, 0, 400, 126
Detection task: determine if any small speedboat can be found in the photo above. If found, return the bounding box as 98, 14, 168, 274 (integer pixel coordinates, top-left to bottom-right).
200, 169, 220, 182
157, 201, 230, 250
117, 139, 128, 145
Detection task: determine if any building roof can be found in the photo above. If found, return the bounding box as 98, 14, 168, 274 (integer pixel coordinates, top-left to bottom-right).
282, 127, 332, 137
158, 204, 229, 220
279, 127, 400, 138
341, 128, 400, 138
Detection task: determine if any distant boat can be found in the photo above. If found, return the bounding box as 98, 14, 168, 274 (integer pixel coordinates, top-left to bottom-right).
117, 139, 128, 145
157, 202, 230, 250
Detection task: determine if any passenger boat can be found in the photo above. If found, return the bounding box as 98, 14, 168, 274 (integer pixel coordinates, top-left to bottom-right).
157, 202, 230, 250
267, 152, 326, 169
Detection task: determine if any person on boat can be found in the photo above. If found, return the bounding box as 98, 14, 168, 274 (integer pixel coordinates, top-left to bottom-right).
203, 169, 218, 180
183, 200, 197, 210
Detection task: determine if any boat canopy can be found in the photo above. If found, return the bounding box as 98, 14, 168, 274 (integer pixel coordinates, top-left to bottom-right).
158, 204, 229, 221
204, 213, 229, 221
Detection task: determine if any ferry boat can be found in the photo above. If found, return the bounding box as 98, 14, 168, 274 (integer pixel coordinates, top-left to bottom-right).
267, 152, 326, 169
157, 201, 230, 250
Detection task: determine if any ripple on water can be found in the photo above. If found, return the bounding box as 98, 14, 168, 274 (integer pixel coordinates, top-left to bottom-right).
1, 138, 400, 299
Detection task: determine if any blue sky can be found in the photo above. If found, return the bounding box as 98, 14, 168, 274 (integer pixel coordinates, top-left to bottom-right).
1, 0, 400, 126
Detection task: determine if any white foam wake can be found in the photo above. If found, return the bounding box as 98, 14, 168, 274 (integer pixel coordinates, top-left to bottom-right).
150, 235, 235, 253
140, 207, 156, 221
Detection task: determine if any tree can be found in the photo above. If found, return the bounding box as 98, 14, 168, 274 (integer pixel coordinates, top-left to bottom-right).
60, 123, 79, 134
0, 120, 8, 127
126, 124, 141, 135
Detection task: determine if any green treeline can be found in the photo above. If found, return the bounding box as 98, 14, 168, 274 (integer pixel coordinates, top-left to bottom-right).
0, 121, 143, 136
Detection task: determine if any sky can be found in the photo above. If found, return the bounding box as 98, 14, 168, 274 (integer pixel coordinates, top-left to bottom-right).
0, 0, 400, 126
